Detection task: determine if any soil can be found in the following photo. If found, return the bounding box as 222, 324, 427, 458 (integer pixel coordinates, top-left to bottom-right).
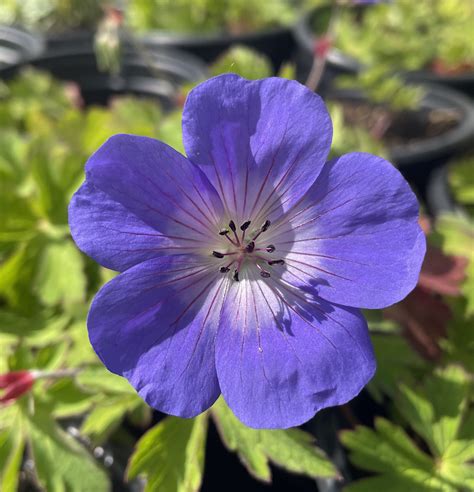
337, 100, 462, 147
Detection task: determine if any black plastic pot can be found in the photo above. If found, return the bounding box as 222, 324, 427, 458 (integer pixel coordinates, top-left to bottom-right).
328, 85, 474, 197
0, 25, 44, 68
0, 39, 206, 110
138, 26, 295, 73
404, 70, 474, 99
425, 165, 459, 217
45, 26, 294, 73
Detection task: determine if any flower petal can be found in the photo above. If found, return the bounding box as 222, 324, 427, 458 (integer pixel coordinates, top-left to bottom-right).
88, 255, 228, 417
268, 153, 426, 309
182, 75, 332, 222
69, 181, 175, 271
215, 273, 375, 429
83, 134, 224, 252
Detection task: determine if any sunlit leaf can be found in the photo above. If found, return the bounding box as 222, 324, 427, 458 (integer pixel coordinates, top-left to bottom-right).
35, 240, 87, 308
27, 404, 110, 492
127, 414, 208, 492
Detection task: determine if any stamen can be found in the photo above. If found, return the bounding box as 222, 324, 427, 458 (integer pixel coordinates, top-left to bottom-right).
228, 220, 240, 245
256, 263, 271, 278
220, 266, 230, 273
252, 219, 272, 241
261, 219, 271, 232
233, 269, 240, 281
266, 244, 275, 253
213, 251, 237, 258
240, 220, 251, 231
268, 259, 285, 266
245, 241, 255, 253
219, 228, 229, 236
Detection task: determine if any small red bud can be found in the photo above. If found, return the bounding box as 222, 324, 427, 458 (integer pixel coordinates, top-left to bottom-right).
313, 36, 332, 59
0, 370, 35, 404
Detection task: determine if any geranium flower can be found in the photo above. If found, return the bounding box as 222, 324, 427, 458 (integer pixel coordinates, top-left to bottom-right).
69, 75, 425, 428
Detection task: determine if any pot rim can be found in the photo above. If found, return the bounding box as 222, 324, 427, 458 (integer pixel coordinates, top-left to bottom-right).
328, 84, 474, 167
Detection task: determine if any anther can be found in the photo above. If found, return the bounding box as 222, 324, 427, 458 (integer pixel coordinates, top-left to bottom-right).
260, 270, 271, 278
240, 220, 251, 231
266, 244, 275, 253
219, 228, 229, 236
268, 259, 284, 266
233, 269, 240, 281
220, 266, 230, 273
228, 220, 236, 232
245, 241, 255, 253
261, 219, 271, 232
212, 251, 225, 258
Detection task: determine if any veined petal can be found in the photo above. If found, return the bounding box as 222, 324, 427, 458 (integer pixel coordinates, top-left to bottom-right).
182, 75, 332, 223
215, 272, 375, 429
83, 134, 224, 251
267, 153, 426, 309
69, 181, 176, 271
88, 255, 228, 417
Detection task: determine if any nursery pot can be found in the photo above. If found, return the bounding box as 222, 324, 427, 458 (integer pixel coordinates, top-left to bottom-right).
425, 164, 459, 217
327, 85, 474, 197
45, 26, 294, 73
0, 25, 44, 68
404, 70, 474, 99
136, 26, 295, 73
0, 37, 207, 110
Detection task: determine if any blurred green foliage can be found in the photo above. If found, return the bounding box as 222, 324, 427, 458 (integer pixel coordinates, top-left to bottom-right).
336, 0, 474, 73
127, 0, 307, 34
0, 0, 105, 33
0, 0, 316, 34
449, 154, 474, 215
332, 0, 473, 107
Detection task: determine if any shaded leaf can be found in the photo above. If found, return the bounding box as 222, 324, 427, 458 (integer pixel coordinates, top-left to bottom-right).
211, 398, 338, 482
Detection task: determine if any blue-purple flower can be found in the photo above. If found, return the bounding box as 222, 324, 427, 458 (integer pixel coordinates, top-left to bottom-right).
69, 75, 425, 429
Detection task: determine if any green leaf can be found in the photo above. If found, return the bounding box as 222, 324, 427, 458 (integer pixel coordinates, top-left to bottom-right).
27, 404, 110, 492
210, 45, 273, 79
368, 333, 426, 402
0, 418, 25, 492
341, 418, 433, 476
450, 155, 474, 205
423, 366, 470, 455
439, 440, 474, 490
45, 378, 97, 418
127, 414, 208, 492
397, 365, 471, 456
211, 398, 338, 482
81, 395, 142, 445
35, 240, 87, 308
211, 399, 271, 481
345, 474, 446, 492
76, 366, 136, 395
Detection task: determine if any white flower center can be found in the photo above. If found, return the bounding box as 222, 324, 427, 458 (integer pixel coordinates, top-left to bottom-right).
211, 219, 284, 281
